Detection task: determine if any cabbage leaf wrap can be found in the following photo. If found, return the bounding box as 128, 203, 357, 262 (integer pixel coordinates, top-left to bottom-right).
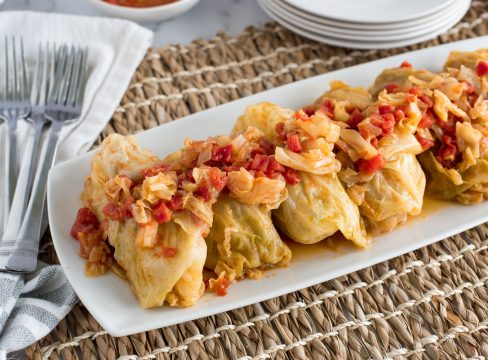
369, 67, 438, 96
356, 151, 426, 233
273, 171, 368, 246
315, 80, 427, 233
232, 102, 369, 247
81, 134, 206, 308
205, 194, 292, 279
419, 151, 488, 204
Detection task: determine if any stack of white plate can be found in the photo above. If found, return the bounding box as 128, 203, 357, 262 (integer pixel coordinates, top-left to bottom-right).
257, 0, 471, 49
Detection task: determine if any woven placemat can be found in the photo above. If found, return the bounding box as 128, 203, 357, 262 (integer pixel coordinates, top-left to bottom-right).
28, 2, 488, 359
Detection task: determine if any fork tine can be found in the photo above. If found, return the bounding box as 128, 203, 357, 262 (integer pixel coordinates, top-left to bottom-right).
35, 43, 51, 107
48, 45, 68, 104
75, 48, 88, 107
66, 47, 83, 107
4, 36, 9, 101
11, 36, 18, 102
57, 45, 76, 105
31, 44, 42, 106
39, 43, 51, 106
48, 42, 56, 98
19, 37, 28, 101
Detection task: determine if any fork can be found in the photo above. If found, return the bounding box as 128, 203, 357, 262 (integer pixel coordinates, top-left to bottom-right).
5, 45, 88, 273
2, 43, 55, 242
0, 36, 30, 233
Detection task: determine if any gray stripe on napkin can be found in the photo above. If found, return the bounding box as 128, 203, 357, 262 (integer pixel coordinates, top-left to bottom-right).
0, 262, 77, 358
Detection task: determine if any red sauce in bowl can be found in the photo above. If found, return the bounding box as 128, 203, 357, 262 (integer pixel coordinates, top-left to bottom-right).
104, 0, 179, 8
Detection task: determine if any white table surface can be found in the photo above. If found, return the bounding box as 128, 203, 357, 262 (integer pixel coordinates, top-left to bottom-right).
1, 0, 272, 47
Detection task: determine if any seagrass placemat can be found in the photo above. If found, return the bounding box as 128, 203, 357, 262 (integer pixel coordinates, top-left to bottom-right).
27, 2, 488, 359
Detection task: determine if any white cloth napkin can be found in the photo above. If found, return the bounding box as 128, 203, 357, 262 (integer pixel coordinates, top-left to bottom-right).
0, 11, 153, 356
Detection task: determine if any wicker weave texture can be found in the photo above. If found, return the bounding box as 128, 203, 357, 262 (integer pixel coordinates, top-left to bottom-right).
28, 2, 488, 359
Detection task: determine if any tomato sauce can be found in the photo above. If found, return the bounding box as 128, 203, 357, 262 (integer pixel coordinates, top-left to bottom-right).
104, 0, 179, 8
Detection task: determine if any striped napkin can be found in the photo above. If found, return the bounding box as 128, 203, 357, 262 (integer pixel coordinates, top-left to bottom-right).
0, 11, 153, 357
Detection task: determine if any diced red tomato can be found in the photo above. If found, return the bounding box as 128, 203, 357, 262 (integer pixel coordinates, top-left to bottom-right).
464, 81, 475, 94
303, 106, 315, 116
103, 196, 133, 222
436, 115, 457, 135
267, 156, 285, 173
70, 208, 100, 240
194, 182, 212, 201
347, 108, 362, 129
282, 167, 300, 185
408, 86, 422, 96
287, 134, 302, 152
166, 195, 183, 211
476, 60, 488, 76
258, 137, 275, 156
418, 110, 436, 129
378, 104, 394, 115
250, 154, 270, 172
141, 163, 172, 178
415, 134, 434, 150
275, 122, 287, 141
468, 93, 478, 107
213, 275, 231, 296
394, 109, 405, 123
294, 109, 310, 121
384, 83, 400, 93
322, 99, 335, 112
436, 135, 458, 168
400, 61, 412, 68
211, 144, 233, 163
317, 99, 335, 118
381, 113, 395, 136
370, 137, 379, 148
357, 154, 385, 175
153, 201, 172, 224
209, 167, 228, 191
419, 94, 434, 108
103, 202, 122, 221
223, 164, 243, 172
370, 113, 394, 136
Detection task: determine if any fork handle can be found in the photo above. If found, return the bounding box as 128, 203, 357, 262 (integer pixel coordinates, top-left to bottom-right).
2, 120, 45, 240
5, 121, 62, 272
2, 122, 18, 232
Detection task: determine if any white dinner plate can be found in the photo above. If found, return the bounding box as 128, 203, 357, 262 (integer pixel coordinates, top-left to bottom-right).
272, 0, 461, 31
283, 0, 456, 24
265, 0, 465, 41
48, 36, 488, 337
259, 0, 470, 50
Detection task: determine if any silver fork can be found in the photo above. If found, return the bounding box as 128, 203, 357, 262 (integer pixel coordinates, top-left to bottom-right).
0, 36, 30, 233
5, 45, 88, 273
2, 43, 55, 242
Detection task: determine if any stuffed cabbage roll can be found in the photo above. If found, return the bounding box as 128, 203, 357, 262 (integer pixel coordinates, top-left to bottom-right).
371, 53, 488, 204
75, 134, 228, 308
232, 102, 369, 247
176, 130, 292, 284
206, 195, 291, 280
369, 64, 438, 97
311, 78, 426, 233
415, 50, 488, 203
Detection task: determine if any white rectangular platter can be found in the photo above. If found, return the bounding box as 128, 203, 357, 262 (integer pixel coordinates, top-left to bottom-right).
48, 36, 488, 336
